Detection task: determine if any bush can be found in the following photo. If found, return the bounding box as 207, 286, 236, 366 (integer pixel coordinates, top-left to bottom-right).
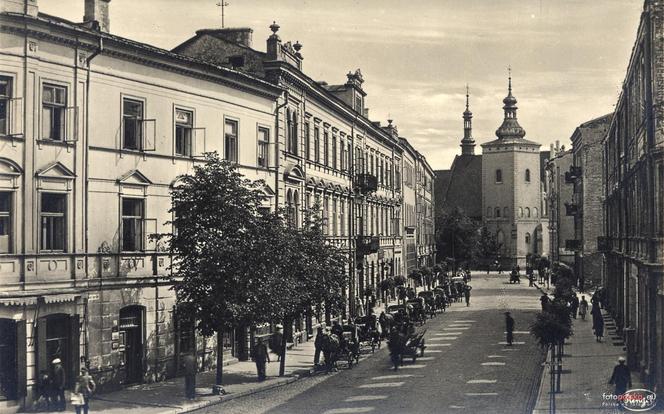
530, 310, 573, 348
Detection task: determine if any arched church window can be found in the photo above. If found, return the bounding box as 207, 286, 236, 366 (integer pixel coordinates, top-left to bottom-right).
525, 169, 531, 182
525, 207, 531, 218
496, 230, 505, 246
525, 233, 531, 244
495, 208, 501, 218
495, 169, 503, 183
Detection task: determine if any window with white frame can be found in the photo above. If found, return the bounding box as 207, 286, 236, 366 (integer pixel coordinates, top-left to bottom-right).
224, 119, 238, 163
123, 98, 144, 150
323, 131, 329, 166
314, 127, 320, 163
0, 76, 11, 136
42, 84, 66, 141
0, 192, 11, 253
495, 169, 503, 183
304, 122, 310, 160
332, 135, 337, 169
175, 109, 193, 156
287, 108, 298, 155
340, 199, 345, 236
257, 126, 270, 168
40, 193, 66, 252
332, 199, 338, 236
122, 198, 144, 252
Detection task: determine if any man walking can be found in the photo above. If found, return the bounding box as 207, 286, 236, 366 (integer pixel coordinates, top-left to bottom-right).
609, 356, 632, 396
464, 285, 472, 307
183, 353, 197, 399
252, 337, 270, 381
51, 358, 66, 411
505, 312, 515, 346
314, 327, 324, 366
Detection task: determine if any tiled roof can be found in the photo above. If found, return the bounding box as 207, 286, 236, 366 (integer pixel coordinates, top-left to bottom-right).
439, 154, 483, 220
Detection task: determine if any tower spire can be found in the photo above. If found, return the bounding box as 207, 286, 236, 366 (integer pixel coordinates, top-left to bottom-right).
495, 67, 526, 140
461, 84, 475, 155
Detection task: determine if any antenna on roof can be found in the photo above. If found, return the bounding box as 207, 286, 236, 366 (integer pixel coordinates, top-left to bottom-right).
216, 1, 230, 28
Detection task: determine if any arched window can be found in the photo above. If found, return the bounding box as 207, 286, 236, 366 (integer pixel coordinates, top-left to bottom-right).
519, 207, 523, 217
495, 207, 501, 218
286, 189, 296, 227
533, 207, 538, 218
496, 230, 505, 247
495, 169, 503, 183
525, 233, 531, 244
525, 207, 531, 218
486, 207, 492, 218
525, 169, 531, 182
503, 207, 509, 217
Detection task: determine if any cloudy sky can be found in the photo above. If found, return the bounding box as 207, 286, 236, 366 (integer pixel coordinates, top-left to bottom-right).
43, 0, 643, 169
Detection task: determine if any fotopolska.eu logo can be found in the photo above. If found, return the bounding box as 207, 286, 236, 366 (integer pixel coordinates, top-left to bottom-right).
602, 389, 658, 412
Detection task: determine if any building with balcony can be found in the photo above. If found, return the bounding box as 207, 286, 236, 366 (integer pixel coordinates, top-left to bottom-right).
544, 142, 575, 267
603, 0, 664, 392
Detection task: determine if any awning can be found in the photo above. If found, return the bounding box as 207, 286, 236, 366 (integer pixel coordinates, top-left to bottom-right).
43, 294, 79, 304
0, 297, 37, 306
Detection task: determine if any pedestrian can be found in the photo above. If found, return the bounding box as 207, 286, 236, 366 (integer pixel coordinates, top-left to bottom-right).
51, 358, 66, 411
464, 285, 472, 307
331, 320, 343, 338
38, 370, 53, 410
546, 269, 551, 289
516, 264, 521, 274
579, 296, 589, 320
270, 325, 284, 361
609, 356, 632, 396
251, 337, 270, 381
72, 367, 95, 414
183, 353, 197, 399
540, 294, 550, 312
314, 327, 324, 366
594, 313, 604, 342
496, 261, 502, 274
528, 271, 534, 287
570, 295, 579, 319
505, 312, 515, 346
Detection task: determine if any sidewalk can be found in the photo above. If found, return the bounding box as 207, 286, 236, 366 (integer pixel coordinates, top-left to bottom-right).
532, 292, 645, 413
66, 340, 317, 414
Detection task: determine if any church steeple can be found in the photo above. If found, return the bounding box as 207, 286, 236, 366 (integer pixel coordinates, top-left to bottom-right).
495, 67, 526, 140
460, 85, 476, 155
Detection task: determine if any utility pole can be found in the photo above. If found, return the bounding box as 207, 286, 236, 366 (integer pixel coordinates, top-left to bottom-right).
216, 1, 230, 28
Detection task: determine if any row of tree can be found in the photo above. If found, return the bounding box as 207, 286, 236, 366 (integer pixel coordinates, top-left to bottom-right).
435, 207, 502, 267
165, 153, 348, 383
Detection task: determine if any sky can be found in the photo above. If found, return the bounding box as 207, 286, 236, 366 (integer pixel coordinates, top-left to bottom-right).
42, 0, 644, 170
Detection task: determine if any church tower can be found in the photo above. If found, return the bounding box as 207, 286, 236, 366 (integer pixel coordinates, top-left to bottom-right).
481, 71, 548, 267
460, 86, 476, 156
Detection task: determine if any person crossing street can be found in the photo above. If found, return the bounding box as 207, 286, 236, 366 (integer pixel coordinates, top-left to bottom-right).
505, 312, 515, 346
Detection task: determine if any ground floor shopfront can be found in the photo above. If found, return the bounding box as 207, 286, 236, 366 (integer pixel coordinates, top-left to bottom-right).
604, 252, 664, 394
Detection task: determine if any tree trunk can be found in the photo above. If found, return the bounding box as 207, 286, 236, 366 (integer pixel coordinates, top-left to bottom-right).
216, 329, 224, 385
279, 317, 292, 377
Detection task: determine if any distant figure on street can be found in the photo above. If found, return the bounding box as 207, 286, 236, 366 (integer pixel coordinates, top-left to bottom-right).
314, 327, 324, 366
464, 285, 472, 307
609, 356, 632, 396
51, 358, 66, 411
579, 296, 589, 320
505, 312, 515, 346
496, 261, 502, 274
270, 325, 284, 361
183, 353, 197, 399
516, 265, 521, 274
540, 294, 550, 312
594, 313, 604, 342
570, 295, 579, 319
252, 337, 270, 381
73, 367, 96, 414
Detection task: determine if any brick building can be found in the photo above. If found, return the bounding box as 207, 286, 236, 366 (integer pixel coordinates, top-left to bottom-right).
544, 143, 574, 267
603, 0, 664, 392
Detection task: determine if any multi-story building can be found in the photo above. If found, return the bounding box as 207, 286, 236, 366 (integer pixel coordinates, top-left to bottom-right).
569, 114, 611, 290
545, 143, 575, 267
0, 0, 283, 405
400, 138, 417, 276
415, 152, 435, 268
603, 0, 664, 391
0, 0, 434, 407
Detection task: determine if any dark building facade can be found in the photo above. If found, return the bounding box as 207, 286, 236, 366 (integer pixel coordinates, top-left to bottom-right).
603, 0, 664, 392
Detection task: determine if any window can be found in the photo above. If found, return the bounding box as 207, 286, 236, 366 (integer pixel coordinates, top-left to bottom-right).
323, 131, 329, 166
495, 169, 502, 183
224, 119, 238, 163
0, 192, 11, 253
346, 143, 352, 172
495, 207, 501, 218
286, 108, 298, 155
0, 77, 11, 135
332, 199, 338, 236
340, 200, 345, 236
123, 98, 143, 150
175, 109, 193, 156
40, 193, 66, 251
340, 139, 345, 171
257, 126, 270, 168
42, 84, 66, 141
286, 190, 296, 227
323, 196, 329, 234
525, 233, 531, 244
332, 135, 337, 169
304, 122, 310, 160
314, 127, 320, 163
525, 207, 531, 218
122, 198, 144, 251
525, 169, 531, 182
519, 207, 523, 217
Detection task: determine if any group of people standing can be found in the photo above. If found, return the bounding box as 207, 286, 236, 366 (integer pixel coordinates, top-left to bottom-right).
38, 359, 96, 414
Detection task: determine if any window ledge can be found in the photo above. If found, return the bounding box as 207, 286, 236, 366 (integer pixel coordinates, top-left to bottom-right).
0, 134, 25, 142
37, 139, 75, 147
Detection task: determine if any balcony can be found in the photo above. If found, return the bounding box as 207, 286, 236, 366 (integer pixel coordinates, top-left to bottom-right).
565, 239, 581, 251
564, 202, 578, 216
356, 236, 380, 256
354, 173, 378, 194
564, 166, 582, 183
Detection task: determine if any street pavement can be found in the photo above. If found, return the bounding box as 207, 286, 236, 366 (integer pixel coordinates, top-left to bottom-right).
200, 272, 546, 414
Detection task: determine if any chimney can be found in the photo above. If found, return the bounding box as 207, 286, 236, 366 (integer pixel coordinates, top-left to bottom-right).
84, 0, 111, 32
1, 0, 38, 16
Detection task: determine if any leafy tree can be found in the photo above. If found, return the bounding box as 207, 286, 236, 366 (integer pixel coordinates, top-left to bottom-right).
476, 226, 503, 266
530, 309, 573, 349
435, 208, 479, 264
167, 152, 274, 386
